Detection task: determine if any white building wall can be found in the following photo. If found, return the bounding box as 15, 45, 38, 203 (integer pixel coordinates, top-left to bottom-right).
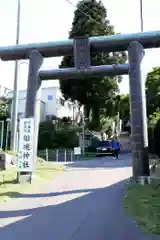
7, 86, 80, 121
40, 87, 57, 116
9, 97, 45, 122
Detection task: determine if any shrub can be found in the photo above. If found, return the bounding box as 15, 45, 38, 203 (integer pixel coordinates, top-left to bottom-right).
38, 121, 79, 149
51, 129, 78, 149
148, 124, 155, 154
38, 121, 55, 149
154, 118, 160, 157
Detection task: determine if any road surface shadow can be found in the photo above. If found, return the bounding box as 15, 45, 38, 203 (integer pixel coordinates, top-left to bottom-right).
0, 188, 103, 199
0, 178, 158, 240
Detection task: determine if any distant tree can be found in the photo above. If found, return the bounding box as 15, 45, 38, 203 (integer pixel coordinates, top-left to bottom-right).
59, 0, 126, 130
102, 94, 130, 120
146, 67, 160, 116
0, 97, 9, 120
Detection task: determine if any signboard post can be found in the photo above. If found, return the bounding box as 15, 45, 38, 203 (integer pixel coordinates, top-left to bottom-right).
17, 118, 35, 182
16, 50, 43, 183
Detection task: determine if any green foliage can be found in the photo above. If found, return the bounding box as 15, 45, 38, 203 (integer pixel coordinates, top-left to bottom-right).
38, 121, 54, 149
119, 94, 130, 119
146, 67, 160, 116
124, 184, 160, 235
145, 67, 160, 155
59, 0, 126, 129
154, 118, 160, 157
110, 94, 130, 119
0, 97, 12, 150
99, 116, 113, 137
148, 124, 155, 154
52, 129, 78, 149
99, 93, 130, 127
148, 110, 160, 125
38, 121, 78, 149
58, 117, 72, 130
100, 116, 113, 131
148, 110, 160, 156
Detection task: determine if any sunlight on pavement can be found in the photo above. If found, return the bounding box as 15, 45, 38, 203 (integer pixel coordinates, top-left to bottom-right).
39, 191, 93, 206
0, 191, 92, 227
0, 159, 133, 235
0, 215, 32, 227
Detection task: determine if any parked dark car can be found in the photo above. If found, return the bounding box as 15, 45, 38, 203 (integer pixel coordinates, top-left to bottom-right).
96, 140, 113, 156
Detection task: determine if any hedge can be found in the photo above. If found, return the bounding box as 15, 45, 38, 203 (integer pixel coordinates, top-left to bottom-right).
153, 118, 160, 157
148, 117, 160, 157
38, 121, 79, 149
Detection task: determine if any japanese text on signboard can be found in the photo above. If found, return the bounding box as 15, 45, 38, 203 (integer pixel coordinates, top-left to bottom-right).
18, 118, 34, 172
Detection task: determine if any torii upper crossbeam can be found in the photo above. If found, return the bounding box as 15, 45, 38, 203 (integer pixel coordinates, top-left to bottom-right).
0, 30, 160, 60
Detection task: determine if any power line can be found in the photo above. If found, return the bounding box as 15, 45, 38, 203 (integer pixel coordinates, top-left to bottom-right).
65, 0, 105, 29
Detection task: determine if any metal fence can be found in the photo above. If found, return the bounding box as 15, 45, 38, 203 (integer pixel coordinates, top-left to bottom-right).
37, 149, 79, 162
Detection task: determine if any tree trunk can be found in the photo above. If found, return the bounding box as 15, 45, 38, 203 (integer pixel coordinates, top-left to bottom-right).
91, 107, 100, 130
84, 105, 90, 119
84, 104, 91, 129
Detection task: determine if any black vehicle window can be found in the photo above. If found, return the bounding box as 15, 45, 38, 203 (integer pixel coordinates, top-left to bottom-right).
98, 141, 111, 147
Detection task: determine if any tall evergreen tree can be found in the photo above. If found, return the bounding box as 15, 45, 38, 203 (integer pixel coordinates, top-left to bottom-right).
59, 0, 126, 129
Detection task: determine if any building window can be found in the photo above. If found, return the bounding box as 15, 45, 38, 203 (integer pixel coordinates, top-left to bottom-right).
48, 95, 53, 100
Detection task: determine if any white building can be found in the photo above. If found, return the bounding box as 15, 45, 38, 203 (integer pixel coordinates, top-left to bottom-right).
7, 86, 80, 122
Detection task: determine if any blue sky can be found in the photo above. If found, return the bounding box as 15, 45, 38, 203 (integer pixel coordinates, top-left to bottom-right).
0, 0, 159, 93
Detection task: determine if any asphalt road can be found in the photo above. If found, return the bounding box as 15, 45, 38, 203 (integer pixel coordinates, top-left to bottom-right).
0, 154, 159, 240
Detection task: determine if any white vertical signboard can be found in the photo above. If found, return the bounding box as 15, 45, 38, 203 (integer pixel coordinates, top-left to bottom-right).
74, 147, 81, 155
17, 118, 35, 172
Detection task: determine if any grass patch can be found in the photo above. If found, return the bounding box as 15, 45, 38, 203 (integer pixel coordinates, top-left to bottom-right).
124, 184, 160, 235
124, 161, 160, 236
0, 162, 64, 203
35, 162, 64, 180
0, 149, 17, 156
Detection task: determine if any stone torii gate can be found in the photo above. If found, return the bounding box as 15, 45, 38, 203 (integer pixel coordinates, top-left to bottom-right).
1, 30, 160, 181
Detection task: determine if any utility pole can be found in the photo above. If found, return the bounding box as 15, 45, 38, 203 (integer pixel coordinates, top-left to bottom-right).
82, 110, 85, 155
11, 0, 21, 151
140, 0, 144, 32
